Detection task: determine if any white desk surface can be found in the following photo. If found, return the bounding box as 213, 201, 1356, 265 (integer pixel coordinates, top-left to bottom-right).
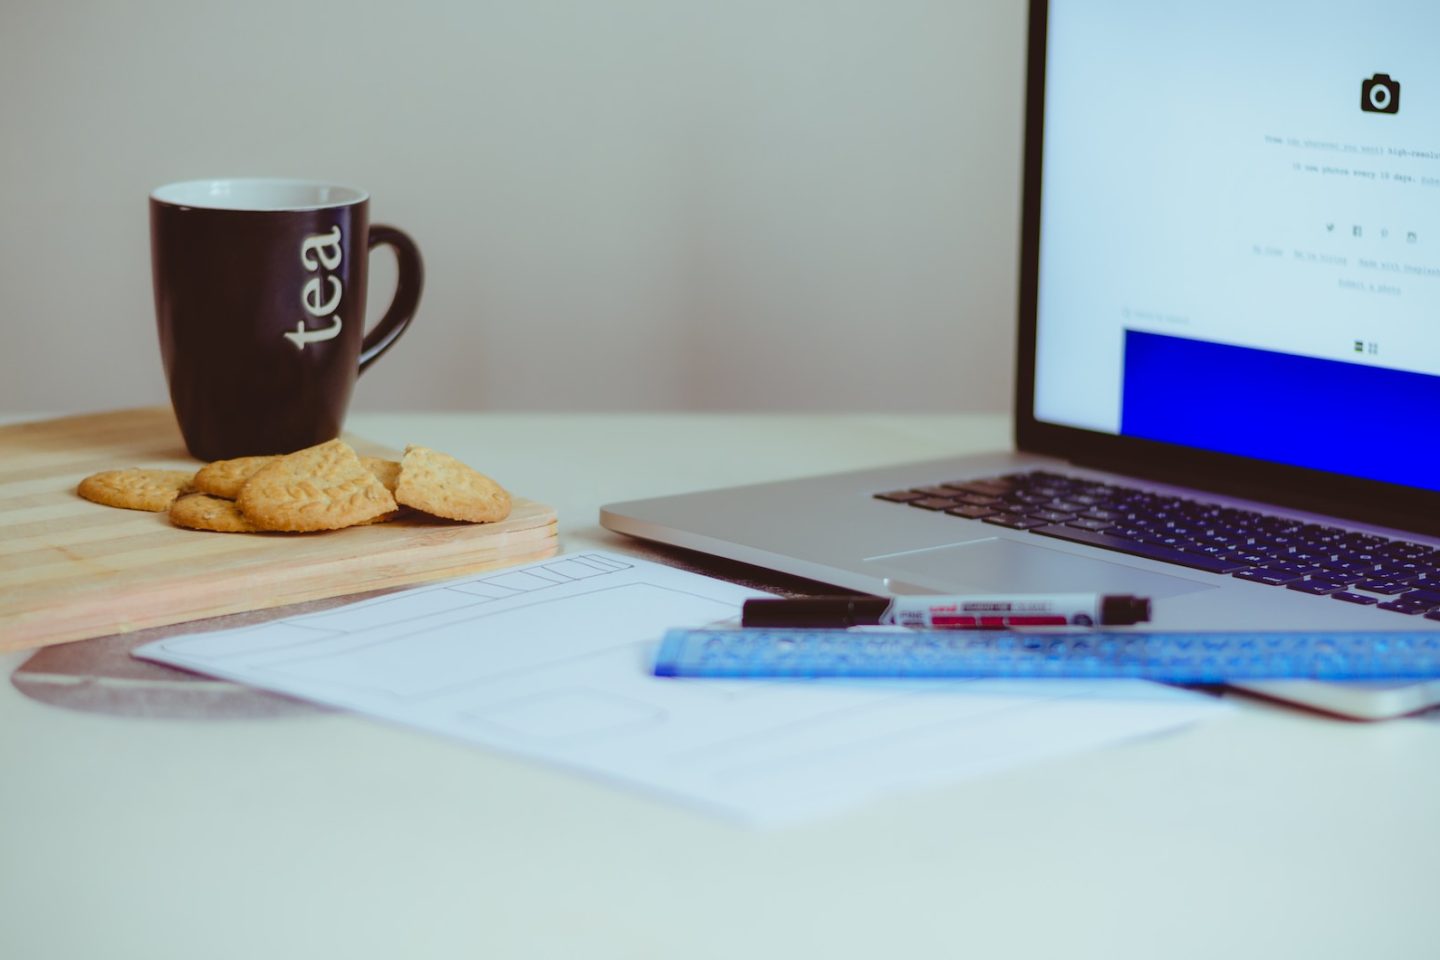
2, 411, 1436, 960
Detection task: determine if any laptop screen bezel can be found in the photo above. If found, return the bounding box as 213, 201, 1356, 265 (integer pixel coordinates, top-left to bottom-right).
1012, 0, 1440, 535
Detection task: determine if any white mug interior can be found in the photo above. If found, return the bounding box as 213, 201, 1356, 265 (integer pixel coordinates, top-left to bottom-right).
151, 178, 368, 211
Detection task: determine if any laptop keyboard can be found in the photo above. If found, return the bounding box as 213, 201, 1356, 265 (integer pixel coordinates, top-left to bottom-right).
874, 470, 1440, 619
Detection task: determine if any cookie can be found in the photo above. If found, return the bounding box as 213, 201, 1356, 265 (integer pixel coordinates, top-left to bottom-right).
193, 455, 279, 499
395, 445, 511, 523
237, 439, 398, 532
358, 457, 407, 522
77, 468, 194, 512
361, 456, 402, 493
169, 493, 264, 533
196, 454, 400, 501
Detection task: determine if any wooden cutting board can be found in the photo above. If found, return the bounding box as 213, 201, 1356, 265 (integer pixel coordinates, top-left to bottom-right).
0, 408, 559, 652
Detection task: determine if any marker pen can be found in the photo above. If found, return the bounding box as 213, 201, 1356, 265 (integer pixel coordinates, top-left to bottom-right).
741, 593, 1150, 629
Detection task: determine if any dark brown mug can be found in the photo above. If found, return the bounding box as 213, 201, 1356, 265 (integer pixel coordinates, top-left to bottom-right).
150, 178, 422, 461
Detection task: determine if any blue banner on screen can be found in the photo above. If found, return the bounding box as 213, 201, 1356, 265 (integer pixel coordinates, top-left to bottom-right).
1120, 331, 1440, 492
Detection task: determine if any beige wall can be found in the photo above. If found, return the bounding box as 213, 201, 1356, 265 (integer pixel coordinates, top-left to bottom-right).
0, 0, 1027, 413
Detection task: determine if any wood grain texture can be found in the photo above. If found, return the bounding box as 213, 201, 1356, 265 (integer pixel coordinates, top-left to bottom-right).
0, 408, 559, 651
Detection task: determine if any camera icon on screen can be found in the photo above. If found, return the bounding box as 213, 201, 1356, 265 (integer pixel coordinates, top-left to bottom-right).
1361, 73, 1401, 114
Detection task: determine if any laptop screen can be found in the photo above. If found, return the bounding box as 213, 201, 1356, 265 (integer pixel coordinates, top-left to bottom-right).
1030, 0, 1440, 492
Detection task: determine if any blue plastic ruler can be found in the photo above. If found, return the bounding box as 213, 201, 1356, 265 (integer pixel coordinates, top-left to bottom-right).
653, 628, 1440, 682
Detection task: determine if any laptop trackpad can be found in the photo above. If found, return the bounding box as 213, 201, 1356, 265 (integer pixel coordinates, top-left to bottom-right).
867, 538, 1216, 598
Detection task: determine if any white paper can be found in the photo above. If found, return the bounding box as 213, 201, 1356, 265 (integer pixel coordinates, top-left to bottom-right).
134, 552, 1224, 825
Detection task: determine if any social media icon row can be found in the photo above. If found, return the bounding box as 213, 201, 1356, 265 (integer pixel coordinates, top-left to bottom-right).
1329, 223, 1419, 243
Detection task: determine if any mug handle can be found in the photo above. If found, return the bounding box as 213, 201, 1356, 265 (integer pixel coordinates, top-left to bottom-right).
358, 225, 424, 374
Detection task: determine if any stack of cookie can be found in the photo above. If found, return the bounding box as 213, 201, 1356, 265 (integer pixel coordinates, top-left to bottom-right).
77, 439, 511, 534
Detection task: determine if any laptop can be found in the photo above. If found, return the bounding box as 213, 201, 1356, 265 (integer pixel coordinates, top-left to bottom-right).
602, 0, 1440, 719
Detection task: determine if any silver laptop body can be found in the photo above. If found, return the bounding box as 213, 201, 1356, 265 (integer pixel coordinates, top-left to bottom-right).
603, 0, 1440, 719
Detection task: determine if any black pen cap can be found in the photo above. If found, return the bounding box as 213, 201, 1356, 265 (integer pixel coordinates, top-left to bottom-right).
1101, 595, 1151, 625
742, 596, 891, 628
